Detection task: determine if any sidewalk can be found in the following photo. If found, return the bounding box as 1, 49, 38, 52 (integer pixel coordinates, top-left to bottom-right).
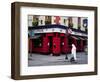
28, 52, 88, 66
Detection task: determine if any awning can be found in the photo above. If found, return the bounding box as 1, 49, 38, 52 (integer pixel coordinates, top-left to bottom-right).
79, 37, 85, 40
79, 37, 87, 40
71, 36, 79, 40
84, 37, 88, 40
30, 35, 41, 39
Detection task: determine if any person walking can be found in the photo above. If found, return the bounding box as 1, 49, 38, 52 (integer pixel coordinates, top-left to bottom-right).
70, 44, 77, 62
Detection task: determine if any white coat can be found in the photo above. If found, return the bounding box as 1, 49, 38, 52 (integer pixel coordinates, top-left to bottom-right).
71, 44, 77, 60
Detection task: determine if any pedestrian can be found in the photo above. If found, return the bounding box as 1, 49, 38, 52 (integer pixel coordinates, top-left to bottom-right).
65, 53, 68, 60
70, 44, 77, 62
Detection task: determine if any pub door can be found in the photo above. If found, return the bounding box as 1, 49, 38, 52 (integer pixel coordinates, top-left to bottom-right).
48, 36, 53, 54
52, 37, 60, 56
61, 37, 67, 54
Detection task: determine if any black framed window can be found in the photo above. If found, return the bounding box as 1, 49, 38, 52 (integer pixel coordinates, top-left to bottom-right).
45, 16, 51, 25
33, 37, 43, 48
32, 15, 39, 26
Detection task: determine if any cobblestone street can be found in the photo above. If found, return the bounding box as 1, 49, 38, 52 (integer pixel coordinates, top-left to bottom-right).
28, 52, 88, 66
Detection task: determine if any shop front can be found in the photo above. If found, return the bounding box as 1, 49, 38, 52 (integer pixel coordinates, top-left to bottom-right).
28, 24, 87, 56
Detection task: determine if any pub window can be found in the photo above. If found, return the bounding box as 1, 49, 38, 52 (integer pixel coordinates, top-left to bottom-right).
33, 37, 42, 48
78, 17, 81, 30
68, 17, 73, 28
64, 19, 66, 24
83, 40, 87, 46
83, 19, 88, 27
83, 19, 88, 32
32, 15, 39, 26
77, 39, 81, 47
45, 16, 51, 25
40, 20, 43, 24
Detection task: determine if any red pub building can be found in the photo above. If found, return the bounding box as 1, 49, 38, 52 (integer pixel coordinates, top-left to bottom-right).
28, 16, 88, 56
28, 24, 87, 56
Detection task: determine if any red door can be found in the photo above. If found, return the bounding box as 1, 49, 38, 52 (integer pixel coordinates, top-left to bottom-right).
42, 37, 49, 54
52, 37, 60, 56
61, 37, 68, 54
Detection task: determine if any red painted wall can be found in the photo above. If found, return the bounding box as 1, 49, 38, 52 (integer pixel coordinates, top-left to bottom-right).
29, 33, 85, 55
61, 37, 68, 54
52, 37, 60, 55
42, 37, 49, 53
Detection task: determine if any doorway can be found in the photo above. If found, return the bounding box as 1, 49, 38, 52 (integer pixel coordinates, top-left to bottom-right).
48, 36, 52, 54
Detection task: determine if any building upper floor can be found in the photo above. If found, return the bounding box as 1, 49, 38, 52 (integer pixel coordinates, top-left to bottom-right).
28, 15, 88, 32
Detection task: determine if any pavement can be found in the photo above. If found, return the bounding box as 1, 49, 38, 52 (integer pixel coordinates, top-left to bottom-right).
28, 52, 88, 66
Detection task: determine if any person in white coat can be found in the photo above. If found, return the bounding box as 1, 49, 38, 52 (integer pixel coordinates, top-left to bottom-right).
71, 44, 77, 61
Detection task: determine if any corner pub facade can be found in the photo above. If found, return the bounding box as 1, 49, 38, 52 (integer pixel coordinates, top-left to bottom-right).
28, 15, 88, 56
